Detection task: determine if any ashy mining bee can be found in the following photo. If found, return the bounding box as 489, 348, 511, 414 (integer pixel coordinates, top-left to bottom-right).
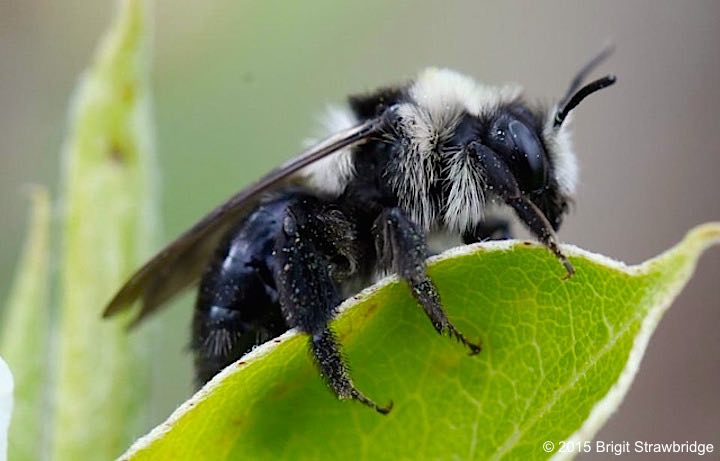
104, 48, 615, 413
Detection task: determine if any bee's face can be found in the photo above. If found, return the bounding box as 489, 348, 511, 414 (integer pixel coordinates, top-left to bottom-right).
432, 103, 571, 233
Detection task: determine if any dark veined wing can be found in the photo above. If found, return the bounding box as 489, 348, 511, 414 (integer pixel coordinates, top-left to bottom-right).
103, 118, 382, 326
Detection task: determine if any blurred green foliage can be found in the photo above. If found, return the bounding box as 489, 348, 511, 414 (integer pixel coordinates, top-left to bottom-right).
0, 0, 404, 440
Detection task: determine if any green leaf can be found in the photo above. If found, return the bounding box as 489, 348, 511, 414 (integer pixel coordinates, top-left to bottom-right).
0, 188, 51, 461
51, 0, 157, 459
118, 223, 719, 460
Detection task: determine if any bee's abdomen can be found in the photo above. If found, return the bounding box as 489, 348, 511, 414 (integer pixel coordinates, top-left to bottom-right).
191, 194, 293, 386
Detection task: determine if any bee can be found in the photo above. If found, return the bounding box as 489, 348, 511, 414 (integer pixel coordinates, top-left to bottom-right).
104, 48, 615, 414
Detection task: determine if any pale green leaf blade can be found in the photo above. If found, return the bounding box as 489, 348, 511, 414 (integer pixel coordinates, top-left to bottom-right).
0, 357, 13, 461
0, 188, 51, 461
52, 0, 158, 459
121, 223, 719, 461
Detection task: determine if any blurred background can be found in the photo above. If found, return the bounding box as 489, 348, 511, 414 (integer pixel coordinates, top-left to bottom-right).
1, 1, 718, 458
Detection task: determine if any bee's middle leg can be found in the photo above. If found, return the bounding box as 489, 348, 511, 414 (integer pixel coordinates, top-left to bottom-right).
372, 207, 481, 354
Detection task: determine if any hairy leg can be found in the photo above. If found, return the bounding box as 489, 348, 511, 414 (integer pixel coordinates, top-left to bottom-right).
274, 199, 391, 413
373, 207, 481, 354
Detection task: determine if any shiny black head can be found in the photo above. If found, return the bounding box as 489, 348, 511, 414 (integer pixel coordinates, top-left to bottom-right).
475, 50, 616, 231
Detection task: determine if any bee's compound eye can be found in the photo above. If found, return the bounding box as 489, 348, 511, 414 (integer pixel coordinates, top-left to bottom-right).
508, 120, 546, 187
487, 115, 548, 193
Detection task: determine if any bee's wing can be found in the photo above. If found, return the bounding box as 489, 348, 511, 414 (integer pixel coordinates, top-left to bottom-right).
103, 118, 381, 326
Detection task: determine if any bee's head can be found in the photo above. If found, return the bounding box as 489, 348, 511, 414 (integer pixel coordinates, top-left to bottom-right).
479, 73, 615, 231
380, 47, 615, 238
439, 79, 610, 236
449, 47, 614, 238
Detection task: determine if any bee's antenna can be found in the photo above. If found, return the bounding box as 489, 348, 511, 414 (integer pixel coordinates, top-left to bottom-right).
554, 75, 617, 128
561, 44, 614, 103
554, 44, 617, 128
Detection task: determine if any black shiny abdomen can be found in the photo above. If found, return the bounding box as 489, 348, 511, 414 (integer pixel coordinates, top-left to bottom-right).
191, 194, 294, 385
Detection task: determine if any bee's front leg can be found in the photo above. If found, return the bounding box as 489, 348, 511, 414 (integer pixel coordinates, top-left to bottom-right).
470, 142, 574, 277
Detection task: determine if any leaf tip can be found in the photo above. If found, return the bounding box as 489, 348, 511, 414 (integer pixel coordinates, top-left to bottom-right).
671, 222, 720, 267
683, 222, 720, 251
